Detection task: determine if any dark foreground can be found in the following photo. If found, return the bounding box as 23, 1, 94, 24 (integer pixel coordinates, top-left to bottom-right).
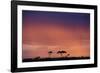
23, 56, 90, 62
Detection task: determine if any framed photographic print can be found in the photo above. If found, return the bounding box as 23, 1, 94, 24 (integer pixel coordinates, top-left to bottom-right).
11, 0, 97, 72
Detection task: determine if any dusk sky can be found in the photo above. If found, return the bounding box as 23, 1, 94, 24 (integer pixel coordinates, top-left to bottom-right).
22, 10, 90, 59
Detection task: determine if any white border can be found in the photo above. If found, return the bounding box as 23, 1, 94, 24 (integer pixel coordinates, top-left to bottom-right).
17, 5, 94, 68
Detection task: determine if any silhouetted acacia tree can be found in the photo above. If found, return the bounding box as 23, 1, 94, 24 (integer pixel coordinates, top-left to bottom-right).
61, 51, 67, 55
57, 50, 67, 57
48, 51, 53, 57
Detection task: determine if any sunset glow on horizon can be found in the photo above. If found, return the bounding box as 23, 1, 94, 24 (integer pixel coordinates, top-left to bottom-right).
22, 10, 90, 59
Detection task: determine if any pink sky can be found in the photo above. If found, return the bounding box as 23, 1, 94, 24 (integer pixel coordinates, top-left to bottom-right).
22, 23, 90, 59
